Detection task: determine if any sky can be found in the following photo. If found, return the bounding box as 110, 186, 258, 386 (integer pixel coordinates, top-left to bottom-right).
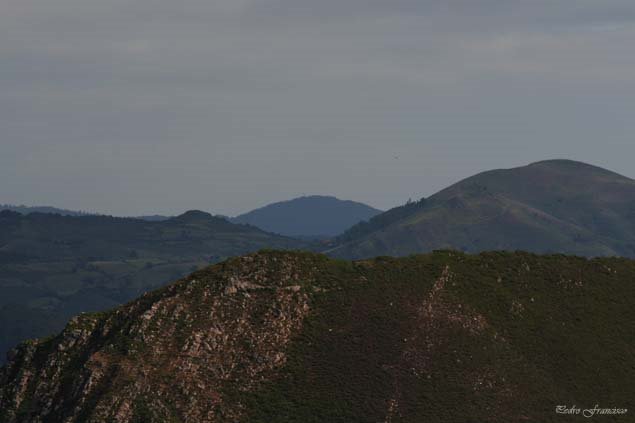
2, 0, 635, 216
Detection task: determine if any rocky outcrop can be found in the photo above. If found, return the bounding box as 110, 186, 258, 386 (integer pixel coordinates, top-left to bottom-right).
2, 251, 634, 422
0, 253, 318, 423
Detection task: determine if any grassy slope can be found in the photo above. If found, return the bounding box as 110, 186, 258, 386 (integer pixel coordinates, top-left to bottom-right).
2, 251, 633, 422
243, 251, 635, 422
328, 160, 635, 259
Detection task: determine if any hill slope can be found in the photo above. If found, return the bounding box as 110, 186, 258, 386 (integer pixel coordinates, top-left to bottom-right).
232, 195, 382, 237
0, 204, 176, 221
0, 211, 310, 364
0, 204, 94, 217
1, 250, 633, 422
0, 209, 306, 262
328, 160, 635, 259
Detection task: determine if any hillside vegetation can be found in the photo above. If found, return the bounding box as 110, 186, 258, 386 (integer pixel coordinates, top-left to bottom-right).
328, 160, 635, 259
2, 250, 633, 422
335, 198, 427, 244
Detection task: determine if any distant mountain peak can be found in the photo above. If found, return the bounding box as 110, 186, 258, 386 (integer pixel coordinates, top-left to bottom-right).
523, 159, 633, 179
528, 158, 589, 166
295, 194, 339, 200
232, 196, 382, 237
172, 210, 216, 222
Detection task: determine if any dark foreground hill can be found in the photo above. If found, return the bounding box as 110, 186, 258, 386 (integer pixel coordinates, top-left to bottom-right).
2, 251, 633, 422
328, 160, 635, 259
232, 195, 382, 237
0, 211, 309, 364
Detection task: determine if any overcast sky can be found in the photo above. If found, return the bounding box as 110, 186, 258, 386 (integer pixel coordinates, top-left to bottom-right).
2, 0, 635, 216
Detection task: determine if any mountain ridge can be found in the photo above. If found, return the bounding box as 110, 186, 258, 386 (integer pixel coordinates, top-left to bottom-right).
327, 159, 635, 259
2, 250, 633, 422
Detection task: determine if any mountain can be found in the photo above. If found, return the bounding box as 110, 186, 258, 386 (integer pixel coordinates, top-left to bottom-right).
327, 160, 635, 259
0, 210, 306, 262
2, 250, 633, 422
232, 195, 382, 237
0, 211, 310, 364
1, 204, 174, 221
0, 204, 94, 217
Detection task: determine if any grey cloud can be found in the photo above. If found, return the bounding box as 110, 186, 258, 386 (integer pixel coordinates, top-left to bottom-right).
1, 0, 635, 216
